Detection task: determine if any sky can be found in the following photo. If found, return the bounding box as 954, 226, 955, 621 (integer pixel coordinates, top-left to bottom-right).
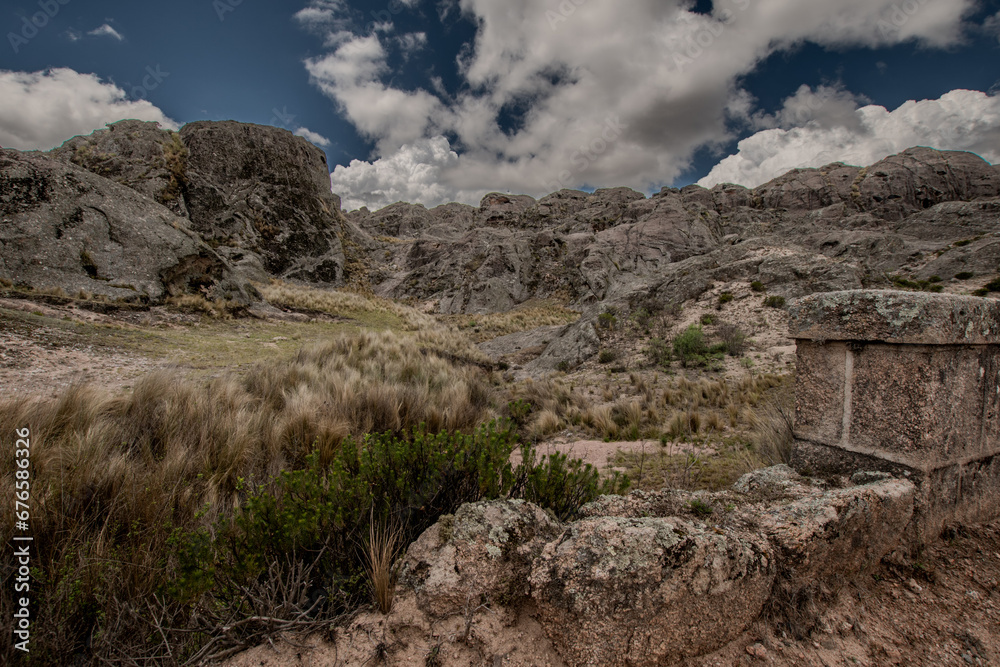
1, 0, 999, 212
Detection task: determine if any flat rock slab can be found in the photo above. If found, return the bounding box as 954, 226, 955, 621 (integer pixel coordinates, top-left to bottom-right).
788, 289, 1000, 345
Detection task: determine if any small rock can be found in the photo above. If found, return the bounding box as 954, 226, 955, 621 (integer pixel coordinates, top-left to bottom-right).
906, 578, 923, 594
746, 643, 767, 657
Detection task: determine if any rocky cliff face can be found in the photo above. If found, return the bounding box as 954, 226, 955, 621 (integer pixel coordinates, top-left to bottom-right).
349, 147, 1000, 317
5, 121, 998, 323
0, 148, 247, 302
48, 119, 349, 285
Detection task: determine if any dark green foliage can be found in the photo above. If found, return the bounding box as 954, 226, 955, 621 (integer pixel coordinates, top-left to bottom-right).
750, 281, 765, 292
672, 325, 725, 368
763, 296, 786, 308
974, 288, 989, 297
955, 272, 974, 280
507, 399, 532, 428
688, 499, 713, 517
986, 278, 1000, 292
555, 360, 571, 372
598, 349, 617, 364
928, 275, 942, 283
700, 314, 715, 325
717, 292, 734, 305
597, 311, 617, 330
630, 307, 652, 328
168, 421, 628, 621
517, 444, 630, 522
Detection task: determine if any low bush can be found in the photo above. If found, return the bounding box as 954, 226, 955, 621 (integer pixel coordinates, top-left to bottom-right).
718, 292, 734, 305
717, 323, 747, 357
598, 349, 617, 364
672, 325, 707, 366
955, 271, 974, 280
763, 295, 786, 308
750, 281, 765, 292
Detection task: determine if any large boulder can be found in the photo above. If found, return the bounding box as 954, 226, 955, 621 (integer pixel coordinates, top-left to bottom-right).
0, 149, 245, 302
179, 121, 346, 283
529, 515, 775, 665
50, 120, 350, 285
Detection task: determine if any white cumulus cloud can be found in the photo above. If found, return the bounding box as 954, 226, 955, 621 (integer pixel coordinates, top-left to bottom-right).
330, 136, 468, 210
0, 68, 178, 151
699, 89, 1000, 188
301, 0, 981, 209
88, 24, 124, 41
294, 126, 331, 147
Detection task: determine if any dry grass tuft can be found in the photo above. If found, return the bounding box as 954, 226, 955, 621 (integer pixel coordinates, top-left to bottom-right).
364, 513, 404, 614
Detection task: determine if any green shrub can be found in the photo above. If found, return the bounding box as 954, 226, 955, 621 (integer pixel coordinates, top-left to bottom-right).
630, 307, 652, 328
517, 445, 630, 521
597, 311, 617, 330
955, 271, 974, 280
170, 421, 626, 627
688, 498, 713, 517
928, 275, 942, 283
986, 278, 1000, 292
673, 325, 707, 366
973, 288, 989, 296
750, 281, 765, 292
700, 314, 715, 325
763, 295, 786, 308
718, 292, 734, 305
598, 349, 617, 364
555, 360, 572, 372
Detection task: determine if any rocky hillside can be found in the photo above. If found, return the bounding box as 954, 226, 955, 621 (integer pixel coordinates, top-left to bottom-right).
351, 147, 1000, 315
2, 121, 998, 340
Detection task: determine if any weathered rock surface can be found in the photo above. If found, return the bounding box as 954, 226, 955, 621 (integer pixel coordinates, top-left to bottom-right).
0, 149, 246, 302
338, 147, 998, 368
179, 121, 347, 282
400, 500, 562, 618
388, 466, 917, 666
48, 119, 350, 285
530, 515, 774, 665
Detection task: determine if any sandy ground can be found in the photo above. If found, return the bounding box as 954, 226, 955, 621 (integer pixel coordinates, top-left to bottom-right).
0, 298, 163, 398
512, 436, 714, 470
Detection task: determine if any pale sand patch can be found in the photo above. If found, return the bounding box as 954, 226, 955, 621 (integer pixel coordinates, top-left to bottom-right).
512, 438, 715, 470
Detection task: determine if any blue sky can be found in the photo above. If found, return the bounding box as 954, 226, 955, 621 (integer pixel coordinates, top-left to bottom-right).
1, 0, 999, 210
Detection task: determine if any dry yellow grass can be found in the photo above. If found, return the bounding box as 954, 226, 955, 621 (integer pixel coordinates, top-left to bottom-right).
442, 300, 580, 342
0, 328, 495, 659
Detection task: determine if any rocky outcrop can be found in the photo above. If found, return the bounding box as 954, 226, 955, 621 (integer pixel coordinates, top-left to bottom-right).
49, 119, 350, 285
371, 466, 918, 666
179, 121, 346, 283
0, 149, 247, 302
350, 148, 998, 316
